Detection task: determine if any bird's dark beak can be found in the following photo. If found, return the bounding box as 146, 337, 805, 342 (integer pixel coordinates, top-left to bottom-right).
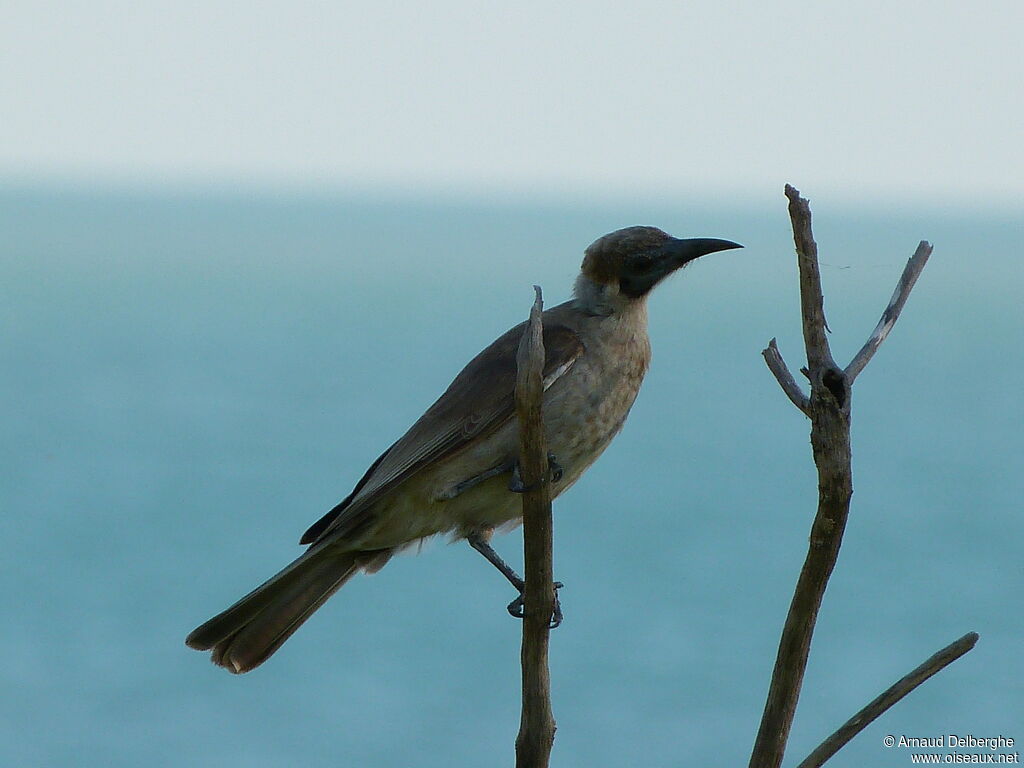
619, 235, 744, 299
660, 237, 744, 266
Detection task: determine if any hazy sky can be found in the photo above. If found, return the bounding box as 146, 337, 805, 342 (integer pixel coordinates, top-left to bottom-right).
2, 1, 1021, 205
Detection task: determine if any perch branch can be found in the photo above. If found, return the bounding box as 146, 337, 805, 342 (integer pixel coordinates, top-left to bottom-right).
514, 285, 556, 768
844, 240, 933, 383
794, 632, 979, 768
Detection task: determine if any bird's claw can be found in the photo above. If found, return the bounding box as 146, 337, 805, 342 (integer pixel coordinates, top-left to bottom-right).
508, 453, 563, 492
508, 463, 528, 493
547, 453, 563, 483
506, 581, 564, 629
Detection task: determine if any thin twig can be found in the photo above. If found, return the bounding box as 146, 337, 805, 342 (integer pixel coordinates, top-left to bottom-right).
762, 338, 810, 414
844, 241, 933, 383
514, 285, 556, 768
794, 632, 979, 768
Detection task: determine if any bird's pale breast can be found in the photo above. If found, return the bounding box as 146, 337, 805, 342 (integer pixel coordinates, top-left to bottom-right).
354, 303, 651, 549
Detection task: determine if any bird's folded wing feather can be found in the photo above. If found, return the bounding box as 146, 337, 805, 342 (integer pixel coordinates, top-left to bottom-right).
300, 308, 584, 546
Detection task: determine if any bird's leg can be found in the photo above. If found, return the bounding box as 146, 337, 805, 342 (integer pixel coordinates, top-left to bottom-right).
508, 452, 563, 492
466, 530, 563, 628
438, 460, 516, 500
467, 531, 523, 592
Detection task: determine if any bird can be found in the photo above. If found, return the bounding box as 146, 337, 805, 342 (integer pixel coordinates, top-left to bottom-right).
186, 226, 742, 673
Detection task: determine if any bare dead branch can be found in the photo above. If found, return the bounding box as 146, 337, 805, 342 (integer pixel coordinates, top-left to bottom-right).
514, 285, 557, 768
786, 184, 837, 373
794, 632, 979, 768
751, 186, 855, 768
844, 240, 933, 383
751, 185, 941, 768
762, 338, 810, 414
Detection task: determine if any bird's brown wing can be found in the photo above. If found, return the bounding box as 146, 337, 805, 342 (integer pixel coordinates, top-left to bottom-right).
300, 308, 584, 546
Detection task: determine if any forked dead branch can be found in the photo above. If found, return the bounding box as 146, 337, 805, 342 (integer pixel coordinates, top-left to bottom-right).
749, 185, 976, 768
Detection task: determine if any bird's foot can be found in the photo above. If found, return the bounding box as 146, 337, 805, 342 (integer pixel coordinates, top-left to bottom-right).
508, 453, 563, 492
466, 533, 564, 628
507, 582, 564, 629
509, 464, 527, 493
547, 452, 563, 482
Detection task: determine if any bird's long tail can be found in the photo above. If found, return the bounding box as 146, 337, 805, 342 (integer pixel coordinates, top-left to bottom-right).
185, 546, 367, 674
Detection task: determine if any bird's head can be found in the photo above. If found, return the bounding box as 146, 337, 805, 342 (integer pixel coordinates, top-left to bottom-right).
574, 226, 742, 314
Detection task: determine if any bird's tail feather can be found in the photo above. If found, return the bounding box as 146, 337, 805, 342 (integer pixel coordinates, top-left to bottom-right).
186, 547, 363, 674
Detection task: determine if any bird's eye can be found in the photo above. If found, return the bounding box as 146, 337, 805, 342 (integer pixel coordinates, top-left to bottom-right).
632, 252, 655, 270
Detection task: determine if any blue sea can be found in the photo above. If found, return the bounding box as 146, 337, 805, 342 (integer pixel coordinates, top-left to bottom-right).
2, 184, 1021, 766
